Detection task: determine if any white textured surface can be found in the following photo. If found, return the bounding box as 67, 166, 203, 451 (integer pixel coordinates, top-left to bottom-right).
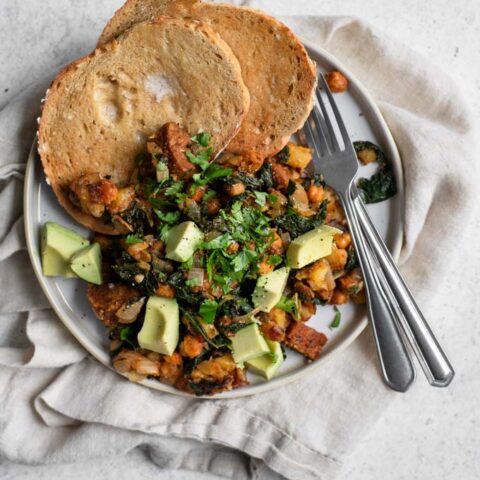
1, 1, 479, 479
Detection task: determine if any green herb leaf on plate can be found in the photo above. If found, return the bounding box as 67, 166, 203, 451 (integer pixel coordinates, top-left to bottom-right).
199, 299, 219, 324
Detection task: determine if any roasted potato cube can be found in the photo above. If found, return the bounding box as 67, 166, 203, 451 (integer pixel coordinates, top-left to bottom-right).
285, 143, 312, 171
296, 259, 335, 301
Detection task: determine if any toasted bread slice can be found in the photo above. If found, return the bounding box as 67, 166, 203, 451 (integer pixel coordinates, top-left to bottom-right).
38, 16, 249, 234
99, 1, 317, 156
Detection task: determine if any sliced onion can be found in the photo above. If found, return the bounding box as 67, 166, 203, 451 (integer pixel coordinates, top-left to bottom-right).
280, 231, 291, 248
187, 268, 205, 285
233, 306, 261, 322
291, 182, 315, 217
186, 200, 201, 222
152, 257, 174, 273
116, 297, 146, 324
192, 252, 204, 268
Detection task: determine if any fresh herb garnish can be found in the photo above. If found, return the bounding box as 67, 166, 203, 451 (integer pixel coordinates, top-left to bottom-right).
154, 209, 180, 225
276, 295, 297, 315
253, 191, 268, 207
191, 132, 211, 147
125, 234, 143, 244
199, 299, 219, 324
329, 306, 342, 329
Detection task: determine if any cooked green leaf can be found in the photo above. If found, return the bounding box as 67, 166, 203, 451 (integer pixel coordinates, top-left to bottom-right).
329, 306, 341, 329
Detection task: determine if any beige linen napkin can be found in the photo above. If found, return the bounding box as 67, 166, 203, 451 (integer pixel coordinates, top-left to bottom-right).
0, 15, 477, 480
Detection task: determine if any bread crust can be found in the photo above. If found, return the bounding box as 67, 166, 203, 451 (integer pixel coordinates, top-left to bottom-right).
38, 16, 249, 234
99, 1, 317, 156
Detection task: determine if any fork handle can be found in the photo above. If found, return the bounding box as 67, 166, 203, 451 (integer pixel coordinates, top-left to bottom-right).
351, 189, 454, 387
340, 192, 416, 392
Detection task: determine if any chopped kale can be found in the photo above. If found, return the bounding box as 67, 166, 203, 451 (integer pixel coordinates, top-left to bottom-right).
346, 246, 359, 272
274, 201, 328, 238
219, 296, 253, 318
258, 163, 274, 189
354, 141, 396, 204
112, 260, 159, 296
120, 201, 151, 234
357, 166, 397, 204
276, 145, 290, 164
167, 271, 203, 305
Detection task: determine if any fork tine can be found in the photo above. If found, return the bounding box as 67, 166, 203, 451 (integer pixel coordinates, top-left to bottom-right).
315, 85, 340, 152
307, 111, 329, 156
302, 122, 324, 172
318, 75, 354, 153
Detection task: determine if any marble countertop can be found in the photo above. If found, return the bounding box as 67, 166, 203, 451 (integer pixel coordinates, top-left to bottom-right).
1, 1, 479, 479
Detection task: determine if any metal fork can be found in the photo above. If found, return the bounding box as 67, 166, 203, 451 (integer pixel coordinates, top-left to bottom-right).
302, 76, 417, 392
302, 74, 454, 390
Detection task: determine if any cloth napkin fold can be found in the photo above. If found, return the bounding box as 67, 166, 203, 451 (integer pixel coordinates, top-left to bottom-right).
0, 15, 477, 480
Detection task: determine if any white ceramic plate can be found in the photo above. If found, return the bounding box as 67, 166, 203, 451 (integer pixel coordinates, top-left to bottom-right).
24, 42, 404, 399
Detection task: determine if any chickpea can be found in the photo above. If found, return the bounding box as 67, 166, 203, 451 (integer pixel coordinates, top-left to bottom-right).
325, 70, 349, 93
126, 241, 148, 260
334, 232, 352, 250
307, 184, 324, 204
180, 335, 205, 358
258, 258, 274, 275
206, 197, 221, 216
268, 231, 284, 255
227, 242, 240, 254
190, 185, 207, 202
224, 181, 246, 197
330, 289, 349, 305
155, 283, 175, 298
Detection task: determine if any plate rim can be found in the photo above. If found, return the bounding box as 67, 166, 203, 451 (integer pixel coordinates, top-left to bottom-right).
24, 41, 404, 399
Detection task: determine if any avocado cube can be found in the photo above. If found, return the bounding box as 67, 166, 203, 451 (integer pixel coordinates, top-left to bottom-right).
246, 340, 284, 380
165, 221, 204, 262
41, 222, 90, 277
231, 323, 270, 365
252, 267, 290, 313
137, 297, 179, 355
70, 243, 103, 285
286, 225, 342, 269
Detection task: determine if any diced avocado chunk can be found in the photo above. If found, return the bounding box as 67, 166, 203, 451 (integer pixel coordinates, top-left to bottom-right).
70, 243, 102, 285
41, 222, 89, 277
231, 322, 270, 365
246, 340, 284, 380
286, 225, 342, 269
252, 267, 290, 313
137, 297, 179, 355
165, 221, 204, 262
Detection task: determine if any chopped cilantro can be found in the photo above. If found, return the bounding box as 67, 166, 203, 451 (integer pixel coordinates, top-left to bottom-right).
191, 132, 210, 147
253, 191, 268, 207
125, 234, 144, 244
202, 189, 217, 202
276, 295, 297, 315
154, 209, 180, 225
231, 249, 257, 272
267, 193, 278, 204
199, 299, 219, 324
186, 148, 213, 171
